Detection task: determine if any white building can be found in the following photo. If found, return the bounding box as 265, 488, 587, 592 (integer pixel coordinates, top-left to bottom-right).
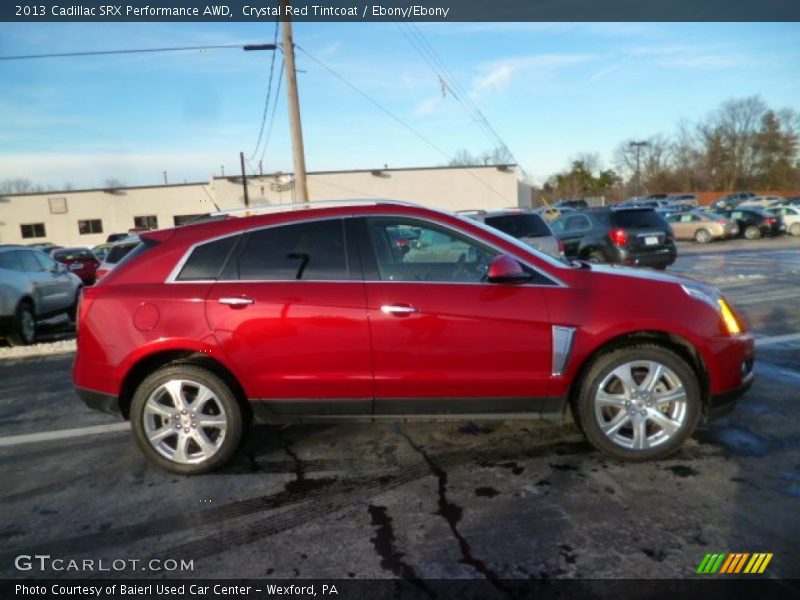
0, 164, 531, 247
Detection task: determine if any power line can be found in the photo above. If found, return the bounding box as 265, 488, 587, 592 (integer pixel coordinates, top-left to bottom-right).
295, 45, 509, 203
0, 44, 270, 61
259, 56, 285, 167
400, 24, 532, 181
248, 20, 281, 161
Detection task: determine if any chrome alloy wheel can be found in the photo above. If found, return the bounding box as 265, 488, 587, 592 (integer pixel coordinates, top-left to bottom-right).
142, 379, 228, 465
593, 360, 688, 451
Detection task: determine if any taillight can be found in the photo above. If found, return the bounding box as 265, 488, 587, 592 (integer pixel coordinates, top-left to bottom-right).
765, 217, 777, 224
717, 219, 727, 225
557, 239, 565, 254
609, 228, 628, 246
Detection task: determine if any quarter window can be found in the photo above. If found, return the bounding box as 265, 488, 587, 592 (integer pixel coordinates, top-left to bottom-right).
232, 220, 348, 281
177, 236, 239, 281
78, 219, 103, 234
134, 215, 158, 229
20, 223, 46, 239
365, 218, 497, 283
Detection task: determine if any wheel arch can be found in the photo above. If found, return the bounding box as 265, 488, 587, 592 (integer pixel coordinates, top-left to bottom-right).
118, 349, 251, 424
567, 330, 711, 419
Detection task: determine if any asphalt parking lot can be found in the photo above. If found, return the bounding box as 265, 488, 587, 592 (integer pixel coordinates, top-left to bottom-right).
1, 237, 799, 582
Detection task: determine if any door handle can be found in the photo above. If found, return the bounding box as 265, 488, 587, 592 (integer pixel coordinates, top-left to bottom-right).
380, 304, 419, 316
219, 297, 254, 307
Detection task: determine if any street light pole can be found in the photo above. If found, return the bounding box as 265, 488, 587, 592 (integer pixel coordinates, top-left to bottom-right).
629, 140, 649, 196
280, 0, 309, 204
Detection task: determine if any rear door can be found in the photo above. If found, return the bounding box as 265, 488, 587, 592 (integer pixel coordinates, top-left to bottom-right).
551, 214, 592, 258
204, 218, 373, 415
358, 216, 555, 415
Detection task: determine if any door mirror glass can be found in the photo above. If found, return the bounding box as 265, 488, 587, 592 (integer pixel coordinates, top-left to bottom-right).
486, 255, 530, 284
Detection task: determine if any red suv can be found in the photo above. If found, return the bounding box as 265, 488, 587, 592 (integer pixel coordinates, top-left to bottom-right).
73, 201, 754, 474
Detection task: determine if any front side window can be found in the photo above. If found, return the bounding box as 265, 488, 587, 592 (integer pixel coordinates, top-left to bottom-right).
134, 215, 158, 229
20, 223, 46, 239
365, 218, 497, 283
231, 219, 348, 281
19, 251, 45, 273
563, 214, 591, 232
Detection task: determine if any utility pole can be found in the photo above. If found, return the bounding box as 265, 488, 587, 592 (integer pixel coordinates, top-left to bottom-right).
239, 151, 250, 208
280, 0, 309, 203
629, 140, 648, 196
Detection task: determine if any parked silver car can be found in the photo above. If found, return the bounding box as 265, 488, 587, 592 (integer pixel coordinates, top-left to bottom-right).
0, 245, 83, 345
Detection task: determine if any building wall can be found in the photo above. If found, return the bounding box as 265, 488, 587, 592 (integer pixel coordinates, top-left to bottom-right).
0, 165, 521, 247
0, 183, 216, 247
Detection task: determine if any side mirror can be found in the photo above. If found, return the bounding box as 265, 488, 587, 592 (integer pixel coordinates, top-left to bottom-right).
487, 255, 530, 284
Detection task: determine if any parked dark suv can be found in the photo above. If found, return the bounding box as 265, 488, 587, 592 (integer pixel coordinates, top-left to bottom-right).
550, 207, 677, 269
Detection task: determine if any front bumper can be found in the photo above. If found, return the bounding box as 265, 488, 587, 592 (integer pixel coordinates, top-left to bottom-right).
76, 386, 122, 417
705, 371, 754, 421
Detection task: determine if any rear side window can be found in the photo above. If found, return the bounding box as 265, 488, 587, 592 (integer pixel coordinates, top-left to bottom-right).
232, 219, 348, 281
0, 251, 22, 271
177, 236, 239, 281
613, 210, 667, 229
484, 214, 551, 238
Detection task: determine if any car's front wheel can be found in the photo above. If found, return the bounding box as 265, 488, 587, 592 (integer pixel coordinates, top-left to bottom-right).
7, 301, 36, 346
130, 365, 244, 474
744, 225, 762, 240
574, 345, 701, 461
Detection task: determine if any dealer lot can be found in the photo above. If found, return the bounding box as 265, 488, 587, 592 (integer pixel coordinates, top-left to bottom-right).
1, 238, 799, 581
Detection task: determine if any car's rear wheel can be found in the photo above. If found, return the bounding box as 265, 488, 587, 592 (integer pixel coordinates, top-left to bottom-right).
789, 223, 800, 237
694, 228, 711, 244
7, 302, 36, 346
587, 249, 606, 263
574, 345, 701, 461
744, 225, 761, 240
130, 365, 243, 474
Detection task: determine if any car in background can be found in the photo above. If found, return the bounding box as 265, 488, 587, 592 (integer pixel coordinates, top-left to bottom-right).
95, 236, 140, 281
665, 211, 737, 243
460, 209, 562, 257
554, 199, 589, 210
765, 205, 800, 236
92, 243, 114, 263
739, 195, 784, 208
657, 204, 695, 218
51, 247, 100, 285
785, 196, 800, 207
550, 207, 677, 269
666, 194, 699, 206
106, 233, 130, 243
0, 245, 83, 345
717, 208, 781, 240
535, 206, 575, 221
27, 242, 64, 253
73, 200, 754, 473
710, 192, 756, 211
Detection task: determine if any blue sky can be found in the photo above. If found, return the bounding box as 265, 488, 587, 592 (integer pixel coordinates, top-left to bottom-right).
1, 22, 798, 189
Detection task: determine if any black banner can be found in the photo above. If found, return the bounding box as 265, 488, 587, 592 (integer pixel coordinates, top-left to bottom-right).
2, 0, 800, 23
2, 579, 799, 600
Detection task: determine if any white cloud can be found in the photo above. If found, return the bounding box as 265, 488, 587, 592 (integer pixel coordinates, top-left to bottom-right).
472, 54, 596, 95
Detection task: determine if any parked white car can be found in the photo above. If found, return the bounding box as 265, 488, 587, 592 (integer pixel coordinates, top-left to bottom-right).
765, 205, 800, 236
459, 209, 563, 258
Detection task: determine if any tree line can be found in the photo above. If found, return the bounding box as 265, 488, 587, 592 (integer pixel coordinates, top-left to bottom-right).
540, 95, 799, 203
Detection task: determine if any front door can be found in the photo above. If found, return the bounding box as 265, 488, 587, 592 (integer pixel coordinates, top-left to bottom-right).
357, 216, 555, 416
204, 218, 372, 416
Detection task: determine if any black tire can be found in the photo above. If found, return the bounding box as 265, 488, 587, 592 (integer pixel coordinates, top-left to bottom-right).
694, 228, 711, 244
130, 365, 244, 474
587, 249, 606, 264
574, 344, 701, 462
66, 288, 81, 321
744, 225, 761, 240
7, 301, 36, 346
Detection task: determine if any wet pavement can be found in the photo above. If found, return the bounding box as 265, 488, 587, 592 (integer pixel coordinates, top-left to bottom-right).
0, 237, 798, 581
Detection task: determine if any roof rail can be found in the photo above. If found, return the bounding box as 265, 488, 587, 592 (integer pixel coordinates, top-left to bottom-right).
205, 198, 419, 219
455, 209, 487, 216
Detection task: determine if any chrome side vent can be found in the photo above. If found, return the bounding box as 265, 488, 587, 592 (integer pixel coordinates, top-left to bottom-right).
552, 326, 576, 376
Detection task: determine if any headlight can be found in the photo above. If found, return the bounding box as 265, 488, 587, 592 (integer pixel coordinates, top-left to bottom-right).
681, 284, 742, 336
718, 298, 742, 335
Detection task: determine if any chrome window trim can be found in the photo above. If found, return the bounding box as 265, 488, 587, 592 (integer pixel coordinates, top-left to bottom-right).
165, 212, 569, 288
551, 325, 576, 377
